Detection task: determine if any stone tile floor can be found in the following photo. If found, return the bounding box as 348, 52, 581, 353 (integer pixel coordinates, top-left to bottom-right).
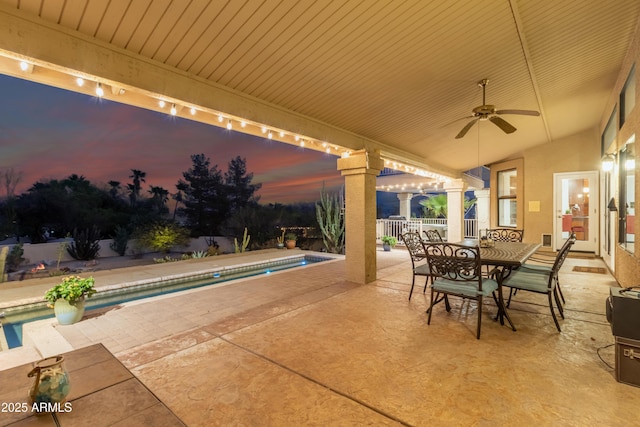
1, 248, 639, 426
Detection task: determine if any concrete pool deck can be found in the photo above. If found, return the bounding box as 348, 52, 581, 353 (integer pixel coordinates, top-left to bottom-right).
1, 248, 640, 426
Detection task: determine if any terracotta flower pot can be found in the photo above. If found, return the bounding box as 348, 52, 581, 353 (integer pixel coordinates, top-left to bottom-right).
285, 240, 296, 249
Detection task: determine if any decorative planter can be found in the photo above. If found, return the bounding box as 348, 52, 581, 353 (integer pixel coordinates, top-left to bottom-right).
54, 298, 85, 325
276, 243, 285, 249
383, 244, 392, 251
28, 355, 71, 409
285, 240, 296, 249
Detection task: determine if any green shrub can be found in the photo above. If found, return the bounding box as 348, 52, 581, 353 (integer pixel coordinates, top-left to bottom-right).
109, 225, 130, 256
381, 236, 397, 246
67, 227, 101, 261
138, 223, 190, 254
44, 275, 96, 307
6, 243, 26, 272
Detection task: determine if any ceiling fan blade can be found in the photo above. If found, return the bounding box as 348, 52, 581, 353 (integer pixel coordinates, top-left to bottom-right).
489, 116, 517, 134
455, 119, 479, 139
495, 109, 540, 116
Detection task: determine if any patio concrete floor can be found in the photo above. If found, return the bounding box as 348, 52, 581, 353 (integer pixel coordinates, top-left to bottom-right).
1, 247, 639, 426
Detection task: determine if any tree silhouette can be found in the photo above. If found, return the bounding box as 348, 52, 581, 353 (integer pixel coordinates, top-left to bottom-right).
148, 185, 169, 214
107, 180, 121, 198
224, 156, 261, 211
128, 169, 146, 207
176, 154, 227, 236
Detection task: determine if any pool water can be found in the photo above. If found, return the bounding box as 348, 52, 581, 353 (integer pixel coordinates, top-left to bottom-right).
1, 254, 330, 349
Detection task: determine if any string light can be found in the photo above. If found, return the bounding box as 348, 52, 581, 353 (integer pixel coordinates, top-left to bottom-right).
190, 107, 196, 115
170, 104, 177, 116
227, 120, 232, 130
268, 131, 273, 139
158, 100, 165, 108
95, 83, 104, 97
240, 121, 246, 128
76, 77, 84, 87
218, 115, 224, 122
261, 126, 267, 133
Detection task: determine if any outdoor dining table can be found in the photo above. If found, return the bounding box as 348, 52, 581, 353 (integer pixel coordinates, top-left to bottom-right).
459, 239, 541, 331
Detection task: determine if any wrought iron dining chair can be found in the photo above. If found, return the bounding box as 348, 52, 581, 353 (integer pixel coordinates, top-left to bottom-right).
485, 228, 524, 242
519, 232, 577, 304
501, 237, 575, 332
400, 232, 433, 300
422, 229, 444, 242
482, 228, 525, 276
424, 243, 500, 339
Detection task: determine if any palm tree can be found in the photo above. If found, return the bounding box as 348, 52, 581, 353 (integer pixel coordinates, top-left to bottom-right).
107, 180, 120, 198
148, 185, 169, 213
171, 190, 184, 220
128, 169, 146, 207
419, 194, 477, 218
419, 194, 448, 218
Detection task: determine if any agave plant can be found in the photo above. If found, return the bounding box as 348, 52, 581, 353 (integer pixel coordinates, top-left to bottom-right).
191, 250, 208, 259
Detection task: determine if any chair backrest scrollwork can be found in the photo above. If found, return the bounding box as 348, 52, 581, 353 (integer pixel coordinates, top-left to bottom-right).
400, 232, 426, 263
485, 228, 524, 242
423, 229, 444, 242
424, 243, 483, 288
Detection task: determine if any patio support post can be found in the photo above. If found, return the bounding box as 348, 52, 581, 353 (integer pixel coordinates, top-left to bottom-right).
397, 193, 413, 219
444, 179, 467, 242
475, 189, 490, 237
337, 149, 384, 284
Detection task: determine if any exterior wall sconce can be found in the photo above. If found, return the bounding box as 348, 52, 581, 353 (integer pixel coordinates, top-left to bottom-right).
602, 153, 616, 172
608, 197, 618, 211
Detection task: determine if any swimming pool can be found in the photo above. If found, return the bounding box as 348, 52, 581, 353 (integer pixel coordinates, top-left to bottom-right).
0, 254, 331, 349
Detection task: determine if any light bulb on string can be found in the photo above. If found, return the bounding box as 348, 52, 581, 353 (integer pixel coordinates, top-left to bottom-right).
95, 83, 104, 97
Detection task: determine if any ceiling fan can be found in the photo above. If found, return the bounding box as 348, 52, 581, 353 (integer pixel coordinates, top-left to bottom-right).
454, 79, 540, 139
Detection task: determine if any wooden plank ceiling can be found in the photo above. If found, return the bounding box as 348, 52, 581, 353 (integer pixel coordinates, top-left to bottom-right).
1, 0, 640, 173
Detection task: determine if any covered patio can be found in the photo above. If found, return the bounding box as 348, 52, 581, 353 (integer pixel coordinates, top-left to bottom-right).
1, 2, 640, 424
1, 1, 639, 286
1, 249, 637, 425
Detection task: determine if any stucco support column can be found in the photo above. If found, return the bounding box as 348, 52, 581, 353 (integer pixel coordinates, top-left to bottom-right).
444, 179, 468, 242
397, 193, 414, 219
475, 189, 490, 237
337, 149, 384, 284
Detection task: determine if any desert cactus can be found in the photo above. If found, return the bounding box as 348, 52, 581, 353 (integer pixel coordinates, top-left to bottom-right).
234, 227, 251, 253
0, 246, 7, 282
315, 185, 345, 254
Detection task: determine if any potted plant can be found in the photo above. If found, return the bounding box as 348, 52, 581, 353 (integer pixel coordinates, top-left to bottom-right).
381, 235, 397, 251
44, 275, 96, 325
285, 233, 297, 249
276, 230, 285, 249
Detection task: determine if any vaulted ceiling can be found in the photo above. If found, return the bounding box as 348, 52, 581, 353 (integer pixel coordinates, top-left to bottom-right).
1, 0, 639, 179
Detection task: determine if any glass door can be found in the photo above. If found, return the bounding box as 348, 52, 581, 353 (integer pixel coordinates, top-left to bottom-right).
554, 171, 599, 252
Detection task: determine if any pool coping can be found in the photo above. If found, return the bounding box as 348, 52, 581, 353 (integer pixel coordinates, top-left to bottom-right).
0, 250, 343, 310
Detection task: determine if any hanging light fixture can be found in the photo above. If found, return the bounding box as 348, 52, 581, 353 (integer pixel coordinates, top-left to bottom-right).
602, 153, 616, 172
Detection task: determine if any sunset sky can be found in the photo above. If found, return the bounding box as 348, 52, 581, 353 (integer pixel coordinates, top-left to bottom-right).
0, 74, 344, 204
